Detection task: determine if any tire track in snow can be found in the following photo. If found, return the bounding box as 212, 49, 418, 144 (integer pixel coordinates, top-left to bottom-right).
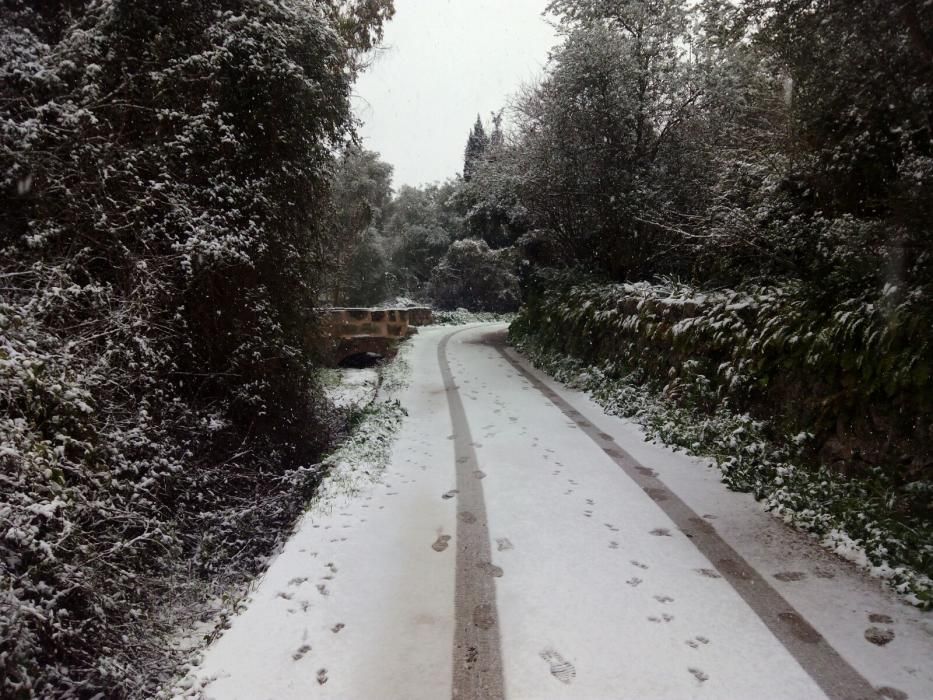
490, 331, 879, 700
438, 329, 505, 700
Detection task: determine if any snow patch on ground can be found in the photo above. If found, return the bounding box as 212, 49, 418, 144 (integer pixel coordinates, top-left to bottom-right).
322, 367, 379, 409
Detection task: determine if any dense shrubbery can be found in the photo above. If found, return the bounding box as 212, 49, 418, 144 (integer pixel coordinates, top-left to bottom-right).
0, 0, 391, 696
514, 272, 931, 479
428, 239, 520, 313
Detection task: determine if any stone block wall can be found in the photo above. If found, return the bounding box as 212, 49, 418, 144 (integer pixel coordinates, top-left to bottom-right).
318, 307, 433, 338
406, 307, 434, 326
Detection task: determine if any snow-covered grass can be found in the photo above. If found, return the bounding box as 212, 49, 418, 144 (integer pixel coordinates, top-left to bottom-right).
317, 343, 411, 502
511, 334, 933, 609
321, 367, 380, 410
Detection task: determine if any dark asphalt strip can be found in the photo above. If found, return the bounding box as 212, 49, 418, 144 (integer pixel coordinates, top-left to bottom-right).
490, 334, 879, 700
438, 330, 505, 700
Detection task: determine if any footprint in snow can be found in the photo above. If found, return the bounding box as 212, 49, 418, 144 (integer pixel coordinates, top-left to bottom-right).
650, 528, 672, 537
864, 627, 895, 646
868, 613, 893, 624
473, 604, 496, 630
626, 577, 642, 587
695, 568, 721, 579
432, 534, 451, 552
317, 669, 328, 685
688, 667, 709, 682
774, 571, 807, 582
292, 644, 311, 661
654, 595, 674, 604
630, 560, 649, 570
475, 561, 504, 578
540, 649, 576, 685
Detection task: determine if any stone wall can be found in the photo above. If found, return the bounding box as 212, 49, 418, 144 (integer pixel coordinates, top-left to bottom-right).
318, 307, 433, 339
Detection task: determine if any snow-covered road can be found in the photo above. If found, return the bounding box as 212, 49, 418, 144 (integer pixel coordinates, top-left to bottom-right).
190, 324, 932, 700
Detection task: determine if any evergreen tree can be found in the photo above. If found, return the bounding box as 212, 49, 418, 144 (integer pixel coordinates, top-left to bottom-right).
490, 109, 505, 148
463, 114, 489, 181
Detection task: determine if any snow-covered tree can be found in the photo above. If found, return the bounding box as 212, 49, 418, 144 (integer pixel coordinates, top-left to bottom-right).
463, 114, 490, 181
327, 146, 394, 304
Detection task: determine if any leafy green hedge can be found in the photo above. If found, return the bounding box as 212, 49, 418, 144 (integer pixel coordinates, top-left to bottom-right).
515, 274, 930, 473
511, 273, 932, 606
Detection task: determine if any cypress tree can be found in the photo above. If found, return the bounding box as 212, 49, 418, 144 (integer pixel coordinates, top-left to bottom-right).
463, 114, 489, 181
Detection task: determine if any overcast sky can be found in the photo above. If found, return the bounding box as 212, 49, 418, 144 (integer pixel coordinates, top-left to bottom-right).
352, 0, 558, 190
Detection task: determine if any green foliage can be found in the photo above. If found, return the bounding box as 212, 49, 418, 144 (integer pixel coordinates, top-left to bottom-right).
463, 0, 932, 299
516, 273, 931, 471
343, 227, 391, 307
326, 146, 394, 305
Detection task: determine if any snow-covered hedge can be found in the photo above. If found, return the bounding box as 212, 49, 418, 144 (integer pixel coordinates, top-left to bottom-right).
432, 309, 517, 325
511, 273, 933, 607
0, 1, 384, 697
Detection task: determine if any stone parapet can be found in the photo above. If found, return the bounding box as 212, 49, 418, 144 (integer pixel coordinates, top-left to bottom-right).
317, 307, 433, 338
314, 307, 433, 365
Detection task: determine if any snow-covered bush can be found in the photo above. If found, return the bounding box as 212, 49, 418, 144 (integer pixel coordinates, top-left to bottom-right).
431, 309, 517, 325
428, 239, 520, 312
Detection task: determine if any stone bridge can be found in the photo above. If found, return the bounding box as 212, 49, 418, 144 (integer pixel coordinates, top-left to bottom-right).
318, 307, 433, 366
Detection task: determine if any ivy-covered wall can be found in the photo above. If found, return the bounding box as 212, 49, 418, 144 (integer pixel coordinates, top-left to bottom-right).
512, 273, 931, 481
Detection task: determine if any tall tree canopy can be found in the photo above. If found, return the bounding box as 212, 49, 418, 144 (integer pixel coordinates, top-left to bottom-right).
463, 114, 490, 181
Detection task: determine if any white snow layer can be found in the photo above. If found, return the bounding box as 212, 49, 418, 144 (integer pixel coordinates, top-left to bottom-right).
179, 325, 932, 700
